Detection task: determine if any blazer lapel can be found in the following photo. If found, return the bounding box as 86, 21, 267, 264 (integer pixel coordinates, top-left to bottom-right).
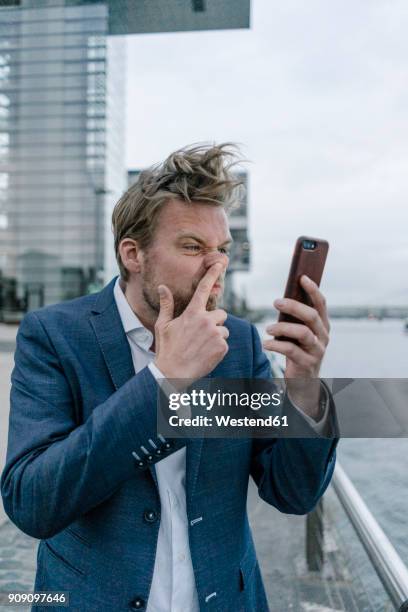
186, 350, 234, 500
186, 438, 204, 502
89, 278, 159, 488
90, 300, 135, 391
186, 372, 213, 501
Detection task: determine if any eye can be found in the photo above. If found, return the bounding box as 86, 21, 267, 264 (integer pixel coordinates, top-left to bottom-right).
218, 247, 230, 255
183, 244, 201, 252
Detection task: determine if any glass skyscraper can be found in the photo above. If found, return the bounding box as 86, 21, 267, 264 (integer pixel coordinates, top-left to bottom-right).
0, 0, 126, 316
0, 0, 250, 319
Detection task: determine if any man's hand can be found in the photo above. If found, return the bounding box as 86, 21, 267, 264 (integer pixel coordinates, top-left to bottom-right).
153, 262, 229, 380
262, 275, 330, 419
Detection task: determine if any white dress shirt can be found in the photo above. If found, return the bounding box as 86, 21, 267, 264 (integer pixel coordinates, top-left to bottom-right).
113, 277, 330, 611
113, 278, 199, 612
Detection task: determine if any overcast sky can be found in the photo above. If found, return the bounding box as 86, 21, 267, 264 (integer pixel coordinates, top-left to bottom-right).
125, 0, 408, 308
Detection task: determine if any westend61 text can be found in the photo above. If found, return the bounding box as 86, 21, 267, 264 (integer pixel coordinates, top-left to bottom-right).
168, 390, 282, 411
168, 415, 289, 428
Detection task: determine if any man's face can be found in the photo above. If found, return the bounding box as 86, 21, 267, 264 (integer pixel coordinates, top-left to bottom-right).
140, 199, 231, 318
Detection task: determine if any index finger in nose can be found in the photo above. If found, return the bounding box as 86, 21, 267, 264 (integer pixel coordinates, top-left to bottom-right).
204, 251, 229, 267
186, 262, 224, 312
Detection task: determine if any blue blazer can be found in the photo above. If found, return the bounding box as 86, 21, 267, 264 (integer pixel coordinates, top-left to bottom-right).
1, 277, 337, 612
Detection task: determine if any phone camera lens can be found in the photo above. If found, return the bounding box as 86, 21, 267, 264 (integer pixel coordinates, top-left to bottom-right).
302, 240, 316, 250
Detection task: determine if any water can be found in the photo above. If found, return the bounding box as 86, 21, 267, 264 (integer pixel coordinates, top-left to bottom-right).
256, 318, 408, 566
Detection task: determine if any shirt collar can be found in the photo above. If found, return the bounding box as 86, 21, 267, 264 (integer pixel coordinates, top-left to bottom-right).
113, 277, 154, 352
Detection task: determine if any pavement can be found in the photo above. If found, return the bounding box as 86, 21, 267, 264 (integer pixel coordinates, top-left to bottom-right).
0, 325, 37, 612
0, 522, 38, 612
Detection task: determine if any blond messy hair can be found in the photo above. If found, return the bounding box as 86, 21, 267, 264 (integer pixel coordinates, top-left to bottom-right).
112, 142, 244, 281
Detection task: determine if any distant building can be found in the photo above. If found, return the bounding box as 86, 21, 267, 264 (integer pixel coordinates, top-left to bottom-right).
107, 0, 250, 36
224, 171, 250, 312
127, 169, 141, 189
0, 0, 250, 318
227, 171, 250, 272
0, 0, 126, 315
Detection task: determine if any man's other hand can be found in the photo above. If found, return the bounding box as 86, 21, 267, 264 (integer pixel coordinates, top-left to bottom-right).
262, 275, 330, 417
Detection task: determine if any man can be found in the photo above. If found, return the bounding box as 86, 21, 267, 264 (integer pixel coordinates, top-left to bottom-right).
1, 143, 337, 612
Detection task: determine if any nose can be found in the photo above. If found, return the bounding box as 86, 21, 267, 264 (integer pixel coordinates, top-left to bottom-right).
203, 250, 229, 273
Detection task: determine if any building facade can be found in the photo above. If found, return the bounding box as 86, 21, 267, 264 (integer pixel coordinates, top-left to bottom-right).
0, 0, 126, 317
0, 0, 250, 319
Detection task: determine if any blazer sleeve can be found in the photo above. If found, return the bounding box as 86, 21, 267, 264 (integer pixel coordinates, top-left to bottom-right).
249, 323, 338, 515
0, 311, 184, 539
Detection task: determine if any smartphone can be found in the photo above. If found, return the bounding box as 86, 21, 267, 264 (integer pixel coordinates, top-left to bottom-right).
276, 236, 329, 342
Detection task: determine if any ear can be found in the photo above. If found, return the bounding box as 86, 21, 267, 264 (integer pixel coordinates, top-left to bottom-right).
119, 238, 144, 276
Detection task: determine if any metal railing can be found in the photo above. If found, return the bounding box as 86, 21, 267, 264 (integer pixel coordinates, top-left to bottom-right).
307, 462, 408, 612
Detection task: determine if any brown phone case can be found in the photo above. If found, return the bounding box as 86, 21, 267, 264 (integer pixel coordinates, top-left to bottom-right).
277, 236, 329, 342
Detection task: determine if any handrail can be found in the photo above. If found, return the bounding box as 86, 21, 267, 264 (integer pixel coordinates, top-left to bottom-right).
332, 462, 408, 611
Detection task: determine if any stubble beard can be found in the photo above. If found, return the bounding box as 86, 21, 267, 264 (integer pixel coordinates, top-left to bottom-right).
141, 262, 219, 318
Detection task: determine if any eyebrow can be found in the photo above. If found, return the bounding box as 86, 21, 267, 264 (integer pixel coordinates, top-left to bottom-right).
176, 232, 233, 246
